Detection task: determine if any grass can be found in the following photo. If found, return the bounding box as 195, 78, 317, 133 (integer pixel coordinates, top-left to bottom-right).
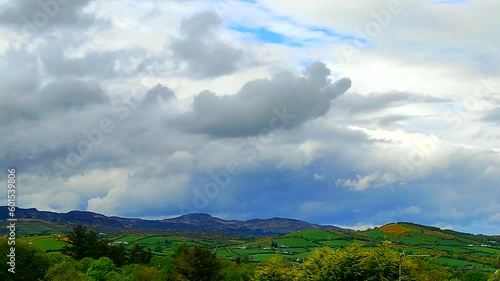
434, 246, 473, 254
319, 240, 352, 247
274, 237, 319, 247
31, 238, 67, 251
285, 229, 341, 240
10, 221, 499, 267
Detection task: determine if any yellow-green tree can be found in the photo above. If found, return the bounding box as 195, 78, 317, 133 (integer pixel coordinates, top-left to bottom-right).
253, 256, 298, 281
297, 246, 338, 281
489, 270, 500, 281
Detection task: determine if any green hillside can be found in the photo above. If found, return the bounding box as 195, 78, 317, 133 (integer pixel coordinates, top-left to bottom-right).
8, 221, 499, 273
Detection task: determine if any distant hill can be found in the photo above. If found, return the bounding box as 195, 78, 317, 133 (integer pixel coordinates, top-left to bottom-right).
0, 207, 345, 235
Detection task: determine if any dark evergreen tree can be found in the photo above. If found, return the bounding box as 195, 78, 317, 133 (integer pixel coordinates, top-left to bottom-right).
172, 246, 223, 281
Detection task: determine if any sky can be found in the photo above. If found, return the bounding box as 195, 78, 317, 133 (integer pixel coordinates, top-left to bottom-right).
0, 0, 498, 235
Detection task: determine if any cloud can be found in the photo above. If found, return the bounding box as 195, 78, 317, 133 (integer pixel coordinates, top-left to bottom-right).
175, 62, 351, 137
0, 0, 105, 36
170, 11, 246, 79
40, 78, 109, 109
331, 91, 448, 115
482, 108, 500, 124
40, 46, 145, 79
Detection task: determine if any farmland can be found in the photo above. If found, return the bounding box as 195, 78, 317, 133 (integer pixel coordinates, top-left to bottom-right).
9, 222, 499, 273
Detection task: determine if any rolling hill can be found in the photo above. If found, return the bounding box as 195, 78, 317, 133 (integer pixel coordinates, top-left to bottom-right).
0, 206, 345, 235
2, 207, 500, 271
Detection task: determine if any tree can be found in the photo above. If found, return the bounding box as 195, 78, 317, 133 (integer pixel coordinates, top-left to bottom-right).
363, 245, 407, 281
173, 246, 224, 281
107, 243, 128, 267
489, 270, 500, 281
150, 255, 176, 280
129, 244, 153, 264
78, 257, 96, 273
335, 243, 367, 281
412, 257, 451, 281
45, 260, 93, 281
297, 246, 337, 280
131, 264, 161, 281
63, 225, 106, 260
254, 256, 297, 281
86, 257, 117, 281
47, 251, 74, 266
0, 240, 51, 281
464, 269, 489, 281
171, 243, 191, 258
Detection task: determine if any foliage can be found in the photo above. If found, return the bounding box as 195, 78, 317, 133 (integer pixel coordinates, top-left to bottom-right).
173, 246, 224, 281
63, 225, 108, 260
86, 257, 117, 281
0, 240, 51, 281
253, 256, 298, 281
464, 269, 489, 281
45, 260, 93, 281
63, 225, 152, 267
79, 257, 96, 273
129, 244, 153, 264
489, 270, 500, 281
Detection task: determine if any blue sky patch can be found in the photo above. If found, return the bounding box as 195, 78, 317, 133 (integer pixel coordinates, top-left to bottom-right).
230, 25, 303, 46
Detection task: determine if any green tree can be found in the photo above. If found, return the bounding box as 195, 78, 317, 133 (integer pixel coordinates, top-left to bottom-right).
0, 240, 51, 281
413, 257, 451, 281
130, 264, 161, 281
47, 251, 74, 266
171, 243, 191, 258
464, 269, 489, 281
63, 225, 106, 260
150, 256, 175, 278
78, 257, 96, 273
220, 259, 252, 281
45, 260, 93, 281
107, 243, 128, 267
104, 271, 123, 281
87, 257, 117, 281
129, 244, 153, 264
363, 246, 401, 281
173, 246, 224, 281
335, 243, 367, 281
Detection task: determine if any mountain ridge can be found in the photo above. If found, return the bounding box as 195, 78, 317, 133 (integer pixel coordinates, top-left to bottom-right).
0, 207, 346, 235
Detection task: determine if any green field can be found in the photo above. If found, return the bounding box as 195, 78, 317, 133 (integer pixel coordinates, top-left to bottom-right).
31, 238, 67, 251
8, 221, 500, 273
285, 229, 341, 240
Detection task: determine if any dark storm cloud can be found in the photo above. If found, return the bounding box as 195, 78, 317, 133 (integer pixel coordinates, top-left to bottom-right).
141, 84, 177, 105
175, 62, 351, 137
170, 11, 245, 79
40, 78, 109, 109
332, 91, 447, 115
0, 0, 105, 36
0, 53, 108, 125
40, 48, 140, 78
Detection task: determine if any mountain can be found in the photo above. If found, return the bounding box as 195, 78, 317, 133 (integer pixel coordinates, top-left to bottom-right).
0, 207, 346, 235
